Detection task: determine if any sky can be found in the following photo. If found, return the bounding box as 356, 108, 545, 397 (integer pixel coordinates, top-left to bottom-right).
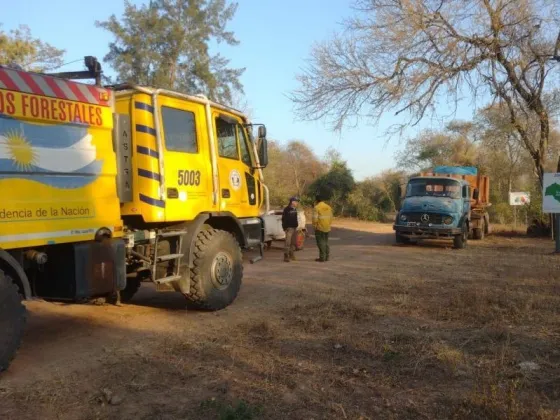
1, 0, 476, 180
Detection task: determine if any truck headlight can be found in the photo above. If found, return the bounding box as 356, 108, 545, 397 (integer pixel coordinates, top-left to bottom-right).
400, 214, 407, 222
443, 216, 453, 225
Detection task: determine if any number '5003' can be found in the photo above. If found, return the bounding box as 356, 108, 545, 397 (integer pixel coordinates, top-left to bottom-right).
178, 170, 201, 186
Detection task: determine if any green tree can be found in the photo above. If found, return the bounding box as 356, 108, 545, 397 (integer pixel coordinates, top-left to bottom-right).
0, 24, 65, 71
347, 183, 382, 221
96, 0, 244, 105
308, 158, 355, 216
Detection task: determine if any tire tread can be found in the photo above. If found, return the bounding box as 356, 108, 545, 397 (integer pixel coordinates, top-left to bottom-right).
185, 228, 243, 310
0, 269, 26, 372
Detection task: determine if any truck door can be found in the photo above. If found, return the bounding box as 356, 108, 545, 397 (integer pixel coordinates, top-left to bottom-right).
158, 97, 211, 222
214, 114, 258, 217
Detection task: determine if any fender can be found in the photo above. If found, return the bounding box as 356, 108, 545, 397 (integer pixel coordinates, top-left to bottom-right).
172, 212, 247, 295
458, 214, 470, 232
0, 249, 32, 299
184, 212, 248, 268
205, 211, 248, 248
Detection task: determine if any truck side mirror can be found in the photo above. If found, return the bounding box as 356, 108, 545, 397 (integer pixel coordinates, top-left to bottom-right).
473, 188, 479, 200
258, 137, 268, 168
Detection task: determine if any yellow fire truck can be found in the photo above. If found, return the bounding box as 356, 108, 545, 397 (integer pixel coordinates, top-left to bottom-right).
0, 57, 269, 371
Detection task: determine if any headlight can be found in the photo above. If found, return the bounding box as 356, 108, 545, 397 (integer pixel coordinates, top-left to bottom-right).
400, 214, 407, 222
443, 216, 453, 225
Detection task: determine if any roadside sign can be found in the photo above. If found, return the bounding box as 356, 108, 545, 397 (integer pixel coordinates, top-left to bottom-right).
509, 192, 530, 206
543, 173, 560, 213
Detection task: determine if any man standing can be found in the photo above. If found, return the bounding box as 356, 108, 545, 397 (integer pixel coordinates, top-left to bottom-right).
312, 195, 333, 262
281, 196, 300, 262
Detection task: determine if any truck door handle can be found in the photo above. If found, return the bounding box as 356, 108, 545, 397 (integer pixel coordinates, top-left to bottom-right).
167, 188, 179, 199
222, 189, 231, 198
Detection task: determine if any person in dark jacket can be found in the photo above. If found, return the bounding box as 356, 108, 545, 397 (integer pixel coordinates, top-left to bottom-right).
281, 196, 300, 262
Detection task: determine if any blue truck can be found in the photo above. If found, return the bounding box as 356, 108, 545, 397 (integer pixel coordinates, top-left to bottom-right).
393, 166, 490, 249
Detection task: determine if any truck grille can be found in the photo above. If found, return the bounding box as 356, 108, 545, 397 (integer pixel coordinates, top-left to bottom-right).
402, 213, 444, 225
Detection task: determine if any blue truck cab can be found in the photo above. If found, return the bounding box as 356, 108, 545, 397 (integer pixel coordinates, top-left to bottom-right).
393, 166, 490, 249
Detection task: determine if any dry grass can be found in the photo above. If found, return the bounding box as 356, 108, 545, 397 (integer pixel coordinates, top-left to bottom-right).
2, 222, 560, 419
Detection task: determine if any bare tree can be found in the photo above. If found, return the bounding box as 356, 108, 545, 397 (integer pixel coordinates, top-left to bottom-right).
290, 0, 560, 185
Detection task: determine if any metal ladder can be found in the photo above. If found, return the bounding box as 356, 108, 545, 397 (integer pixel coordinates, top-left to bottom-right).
152, 229, 188, 285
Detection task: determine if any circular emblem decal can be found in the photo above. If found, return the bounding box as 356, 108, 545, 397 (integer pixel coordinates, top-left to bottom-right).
229, 169, 242, 191
421, 213, 430, 223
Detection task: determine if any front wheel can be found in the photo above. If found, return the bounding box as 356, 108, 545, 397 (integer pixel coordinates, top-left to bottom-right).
185, 227, 243, 311
0, 270, 26, 372
453, 224, 468, 249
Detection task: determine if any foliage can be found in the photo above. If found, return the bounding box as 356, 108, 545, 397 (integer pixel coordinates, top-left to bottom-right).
96, 0, 244, 105
0, 24, 65, 71
291, 0, 560, 185
262, 140, 326, 208
347, 187, 382, 221
396, 123, 478, 171
308, 159, 355, 216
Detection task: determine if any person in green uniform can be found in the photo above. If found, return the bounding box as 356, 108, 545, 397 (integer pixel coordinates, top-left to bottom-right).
312, 195, 333, 262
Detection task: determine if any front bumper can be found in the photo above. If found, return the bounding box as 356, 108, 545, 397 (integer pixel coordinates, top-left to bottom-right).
393, 224, 462, 239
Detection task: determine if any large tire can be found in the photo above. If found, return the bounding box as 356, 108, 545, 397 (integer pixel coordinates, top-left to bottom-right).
185, 228, 243, 311
473, 227, 484, 240
0, 269, 26, 372
453, 224, 468, 249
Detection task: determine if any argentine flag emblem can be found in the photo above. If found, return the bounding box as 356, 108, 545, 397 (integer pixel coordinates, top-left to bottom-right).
0, 117, 103, 189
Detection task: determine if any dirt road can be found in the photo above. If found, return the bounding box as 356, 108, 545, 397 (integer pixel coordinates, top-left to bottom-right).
1, 221, 560, 419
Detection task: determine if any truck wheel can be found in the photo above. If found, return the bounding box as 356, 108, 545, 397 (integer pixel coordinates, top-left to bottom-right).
473, 226, 484, 240
453, 224, 468, 249
120, 275, 143, 303
396, 233, 410, 244
186, 228, 243, 311
0, 270, 26, 372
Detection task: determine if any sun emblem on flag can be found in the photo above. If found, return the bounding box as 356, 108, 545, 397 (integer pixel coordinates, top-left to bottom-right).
4, 129, 37, 171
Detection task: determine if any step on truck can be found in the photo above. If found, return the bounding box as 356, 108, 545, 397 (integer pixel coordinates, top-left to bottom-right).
0, 57, 270, 371
393, 166, 490, 249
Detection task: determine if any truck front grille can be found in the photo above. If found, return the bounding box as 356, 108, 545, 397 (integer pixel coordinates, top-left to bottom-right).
402, 213, 444, 225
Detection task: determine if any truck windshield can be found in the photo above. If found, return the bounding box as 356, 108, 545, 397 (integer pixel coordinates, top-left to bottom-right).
406, 179, 461, 199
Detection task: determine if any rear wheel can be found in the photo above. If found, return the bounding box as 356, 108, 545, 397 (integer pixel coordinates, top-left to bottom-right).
120, 270, 149, 303
185, 227, 243, 310
0, 269, 26, 372
473, 224, 485, 240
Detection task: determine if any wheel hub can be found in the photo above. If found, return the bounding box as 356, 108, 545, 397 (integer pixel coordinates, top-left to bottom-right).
211, 252, 234, 290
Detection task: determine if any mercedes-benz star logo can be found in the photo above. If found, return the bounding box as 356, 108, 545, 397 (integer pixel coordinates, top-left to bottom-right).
420, 213, 430, 223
